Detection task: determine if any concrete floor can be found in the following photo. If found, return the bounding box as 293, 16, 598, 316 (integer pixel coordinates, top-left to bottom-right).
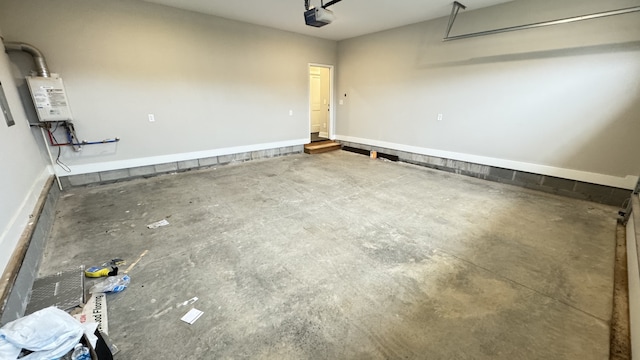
41, 151, 617, 359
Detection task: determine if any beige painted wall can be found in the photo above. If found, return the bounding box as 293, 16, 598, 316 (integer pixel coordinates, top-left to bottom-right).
336, 0, 640, 185
0, 28, 49, 275
0, 0, 337, 171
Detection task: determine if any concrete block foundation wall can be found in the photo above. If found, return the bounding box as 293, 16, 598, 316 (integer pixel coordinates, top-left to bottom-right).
60, 145, 304, 187
0, 182, 60, 325
339, 141, 631, 207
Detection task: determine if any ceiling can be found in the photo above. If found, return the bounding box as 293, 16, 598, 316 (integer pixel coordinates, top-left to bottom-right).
141, 0, 514, 41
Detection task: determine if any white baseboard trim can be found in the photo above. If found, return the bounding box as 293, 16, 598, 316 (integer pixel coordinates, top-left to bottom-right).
336, 135, 638, 189
0, 168, 51, 275
56, 138, 308, 176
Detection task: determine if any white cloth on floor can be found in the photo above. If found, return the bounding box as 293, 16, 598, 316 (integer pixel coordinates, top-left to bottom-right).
0, 306, 83, 360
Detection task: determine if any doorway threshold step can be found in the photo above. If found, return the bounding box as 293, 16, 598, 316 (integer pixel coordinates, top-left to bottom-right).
304, 140, 341, 154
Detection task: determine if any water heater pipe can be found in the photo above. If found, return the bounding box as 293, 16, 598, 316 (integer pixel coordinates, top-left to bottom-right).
3, 41, 50, 77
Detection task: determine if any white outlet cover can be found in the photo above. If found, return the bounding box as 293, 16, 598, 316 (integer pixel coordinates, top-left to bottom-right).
148, 114, 155, 122
437, 114, 443, 121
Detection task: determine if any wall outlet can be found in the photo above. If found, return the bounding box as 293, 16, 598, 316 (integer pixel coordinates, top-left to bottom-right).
289, 110, 293, 116
437, 113, 443, 121
148, 114, 155, 122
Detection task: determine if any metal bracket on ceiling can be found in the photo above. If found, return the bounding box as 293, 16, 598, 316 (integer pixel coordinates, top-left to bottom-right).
442, 2, 640, 42
307, 0, 342, 10
444, 1, 466, 39
321, 0, 342, 9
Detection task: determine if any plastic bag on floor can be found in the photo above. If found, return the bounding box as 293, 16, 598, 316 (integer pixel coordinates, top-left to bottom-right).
0, 306, 83, 360
89, 274, 130, 293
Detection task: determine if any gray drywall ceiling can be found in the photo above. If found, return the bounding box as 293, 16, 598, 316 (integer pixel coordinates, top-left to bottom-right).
141, 0, 514, 40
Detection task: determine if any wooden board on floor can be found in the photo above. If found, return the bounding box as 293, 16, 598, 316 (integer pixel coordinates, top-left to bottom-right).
304, 141, 341, 154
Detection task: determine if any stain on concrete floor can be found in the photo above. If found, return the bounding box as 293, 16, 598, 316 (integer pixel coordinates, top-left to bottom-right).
41, 152, 617, 359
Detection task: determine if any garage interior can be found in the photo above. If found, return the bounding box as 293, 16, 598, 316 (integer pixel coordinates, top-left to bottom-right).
0, 0, 639, 359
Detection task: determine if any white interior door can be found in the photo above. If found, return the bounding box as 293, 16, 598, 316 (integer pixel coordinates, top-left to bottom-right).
310, 68, 322, 134
318, 67, 330, 138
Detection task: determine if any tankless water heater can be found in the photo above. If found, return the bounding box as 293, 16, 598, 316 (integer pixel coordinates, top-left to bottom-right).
26, 75, 73, 122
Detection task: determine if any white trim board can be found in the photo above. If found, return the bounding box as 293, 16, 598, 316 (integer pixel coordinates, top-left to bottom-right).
336, 135, 638, 190
56, 138, 308, 176
0, 168, 51, 275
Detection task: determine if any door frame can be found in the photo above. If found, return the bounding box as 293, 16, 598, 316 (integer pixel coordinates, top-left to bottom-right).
308, 63, 335, 141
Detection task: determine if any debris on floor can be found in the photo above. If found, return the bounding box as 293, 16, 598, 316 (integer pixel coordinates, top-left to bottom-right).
123, 250, 148, 274
25, 267, 85, 315
176, 297, 198, 308
70, 342, 90, 360
98, 332, 119, 356
85, 266, 118, 278
12, 257, 132, 358
146, 219, 169, 229
72, 293, 109, 335
180, 308, 204, 325
0, 306, 84, 359
78, 322, 99, 350
89, 275, 130, 294
85, 259, 125, 278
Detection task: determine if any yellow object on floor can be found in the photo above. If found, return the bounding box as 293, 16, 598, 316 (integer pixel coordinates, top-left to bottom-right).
84, 259, 124, 277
